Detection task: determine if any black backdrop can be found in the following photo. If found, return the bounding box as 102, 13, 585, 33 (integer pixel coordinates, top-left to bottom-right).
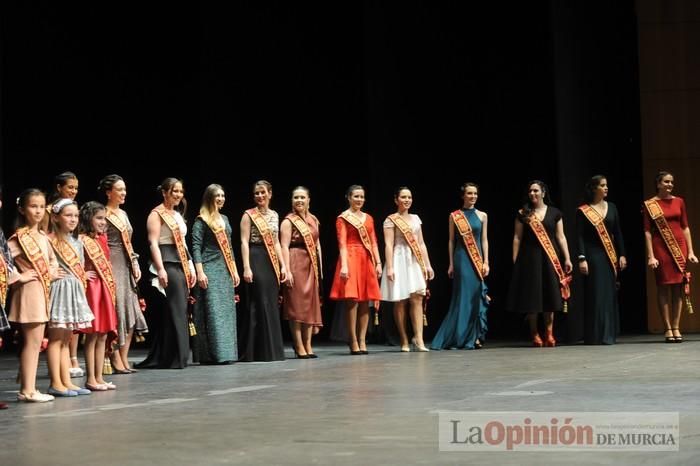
1, 1, 645, 344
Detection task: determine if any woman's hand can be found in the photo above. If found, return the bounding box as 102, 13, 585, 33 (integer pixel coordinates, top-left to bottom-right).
481, 263, 489, 278
619, 256, 628, 271
688, 253, 699, 264
426, 266, 435, 281
197, 271, 208, 289
133, 264, 142, 282
579, 260, 589, 276
286, 273, 295, 288
375, 263, 382, 278
386, 266, 394, 282
86, 271, 98, 281
648, 257, 659, 269
158, 268, 168, 288
564, 259, 573, 274
280, 266, 288, 283
18, 270, 38, 284
340, 265, 349, 281
233, 272, 241, 287
447, 264, 454, 279
243, 267, 253, 283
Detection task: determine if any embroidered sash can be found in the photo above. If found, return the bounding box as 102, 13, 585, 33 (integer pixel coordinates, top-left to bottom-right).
579, 204, 618, 276
645, 199, 693, 311
0, 253, 7, 309
388, 213, 427, 278
11, 228, 52, 305
49, 236, 87, 289
154, 206, 193, 287
523, 211, 572, 309
340, 211, 376, 267
287, 213, 320, 291
451, 210, 485, 282
204, 217, 239, 284
106, 210, 138, 276
80, 234, 117, 303
246, 208, 281, 284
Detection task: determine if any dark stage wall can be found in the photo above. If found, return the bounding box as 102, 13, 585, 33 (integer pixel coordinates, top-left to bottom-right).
0, 2, 644, 343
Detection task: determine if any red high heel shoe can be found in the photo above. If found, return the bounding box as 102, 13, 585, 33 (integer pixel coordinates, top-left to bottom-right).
544, 330, 556, 347
532, 332, 543, 347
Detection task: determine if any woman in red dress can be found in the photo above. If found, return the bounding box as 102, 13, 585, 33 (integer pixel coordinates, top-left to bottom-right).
330, 185, 382, 355
644, 171, 698, 343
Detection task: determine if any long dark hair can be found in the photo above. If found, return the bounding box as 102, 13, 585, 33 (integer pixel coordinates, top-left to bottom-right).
48, 171, 78, 203
79, 201, 106, 235
158, 177, 187, 216
98, 174, 124, 200
15, 188, 46, 229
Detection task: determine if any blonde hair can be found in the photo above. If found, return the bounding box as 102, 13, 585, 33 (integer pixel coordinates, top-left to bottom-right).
199, 184, 224, 228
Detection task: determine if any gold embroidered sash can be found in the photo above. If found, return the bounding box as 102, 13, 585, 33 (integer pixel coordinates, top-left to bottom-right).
49, 236, 87, 289
11, 228, 52, 305
645, 199, 693, 312
451, 210, 485, 282
203, 217, 239, 284
0, 252, 7, 309
246, 208, 281, 284
287, 213, 320, 291
388, 213, 427, 278
154, 206, 193, 287
340, 211, 376, 267
579, 204, 618, 276
106, 210, 138, 276
523, 211, 572, 310
80, 234, 117, 303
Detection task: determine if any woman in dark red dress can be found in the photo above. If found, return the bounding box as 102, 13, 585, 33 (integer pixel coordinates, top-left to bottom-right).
330, 185, 382, 354
643, 171, 698, 342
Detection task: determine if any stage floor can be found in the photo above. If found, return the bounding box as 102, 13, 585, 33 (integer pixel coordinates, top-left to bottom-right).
1, 335, 698, 465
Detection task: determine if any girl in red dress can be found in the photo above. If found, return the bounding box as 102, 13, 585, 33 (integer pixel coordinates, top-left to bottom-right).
330, 185, 382, 354
79, 202, 118, 391
643, 171, 698, 343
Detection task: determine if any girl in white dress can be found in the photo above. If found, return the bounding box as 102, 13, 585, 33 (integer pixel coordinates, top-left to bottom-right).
380, 187, 434, 351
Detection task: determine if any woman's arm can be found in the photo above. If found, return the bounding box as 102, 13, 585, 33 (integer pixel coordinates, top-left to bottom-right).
480, 211, 490, 277
240, 213, 253, 283
191, 219, 208, 289
147, 211, 167, 288
383, 221, 395, 281
280, 219, 293, 287
512, 218, 523, 264
555, 218, 573, 274
416, 223, 434, 281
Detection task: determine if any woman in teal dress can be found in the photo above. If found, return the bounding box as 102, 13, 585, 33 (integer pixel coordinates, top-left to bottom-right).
431, 183, 490, 350
191, 184, 240, 364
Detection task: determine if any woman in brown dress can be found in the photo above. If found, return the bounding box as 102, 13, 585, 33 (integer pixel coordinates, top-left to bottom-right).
280, 187, 323, 358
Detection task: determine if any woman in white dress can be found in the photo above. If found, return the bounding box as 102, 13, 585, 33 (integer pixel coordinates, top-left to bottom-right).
380, 187, 434, 351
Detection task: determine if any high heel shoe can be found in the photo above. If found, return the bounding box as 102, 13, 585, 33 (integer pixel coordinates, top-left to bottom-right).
532, 332, 543, 347
664, 328, 676, 343
544, 330, 556, 347
671, 328, 683, 343
294, 349, 310, 359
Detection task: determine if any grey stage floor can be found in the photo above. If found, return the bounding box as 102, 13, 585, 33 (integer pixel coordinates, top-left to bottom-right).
1, 335, 698, 465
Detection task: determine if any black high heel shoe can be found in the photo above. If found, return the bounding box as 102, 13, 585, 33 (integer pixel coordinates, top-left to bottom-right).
664, 328, 676, 343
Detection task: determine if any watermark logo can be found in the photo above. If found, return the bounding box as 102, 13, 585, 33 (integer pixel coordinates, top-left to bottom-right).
438, 412, 679, 451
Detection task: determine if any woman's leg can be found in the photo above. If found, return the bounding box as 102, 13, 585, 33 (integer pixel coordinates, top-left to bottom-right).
356, 302, 370, 352
289, 321, 307, 356
118, 327, 135, 370
47, 327, 67, 391
409, 294, 427, 350
393, 300, 409, 350
670, 284, 684, 341
543, 311, 555, 347
95, 334, 109, 384
527, 313, 542, 347
69, 333, 81, 369
302, 324, 314, 355
656, 284, 673, 340
346, 300, 360, 352
84, 333, 98, 387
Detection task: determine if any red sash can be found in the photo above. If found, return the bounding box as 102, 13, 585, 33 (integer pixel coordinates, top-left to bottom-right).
523, 211, 572, 311
451, 210, 485, 282
10, 228, 52, 306
154, 206, 193, 287
204, 217, 239, 284
49, 236, 88, 289
388, 213, 427, 279
286, 213, 320, 292
645, 199, 693, 313
106, 209, 138, 276
578, 204, 618, 276
0, 252, 7, 309
340, 211, 376, 267
80, 234, 117, 303
246, 208, 281, 284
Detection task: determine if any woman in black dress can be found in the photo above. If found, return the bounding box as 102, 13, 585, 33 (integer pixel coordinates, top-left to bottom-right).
576, 175, 627, 344
506, 180, 572, 347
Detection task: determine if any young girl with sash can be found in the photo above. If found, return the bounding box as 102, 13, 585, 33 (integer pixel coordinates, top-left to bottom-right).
643, 171, 698, 343
506, 180, 573, 347
240, 180, 287, 362
100, 174, 148, 373
330, 185, 382, 355
41, 171, 85, 378
138, 178, 196, 369
576, 175, 627, 345
8, 189, 58, 402
79, 202, 118, 390
47, 198, 94, 396
380, 187, 434, 352
431, 183, 489, 351
280, 186, 323, 358
192, 184, 240, 364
